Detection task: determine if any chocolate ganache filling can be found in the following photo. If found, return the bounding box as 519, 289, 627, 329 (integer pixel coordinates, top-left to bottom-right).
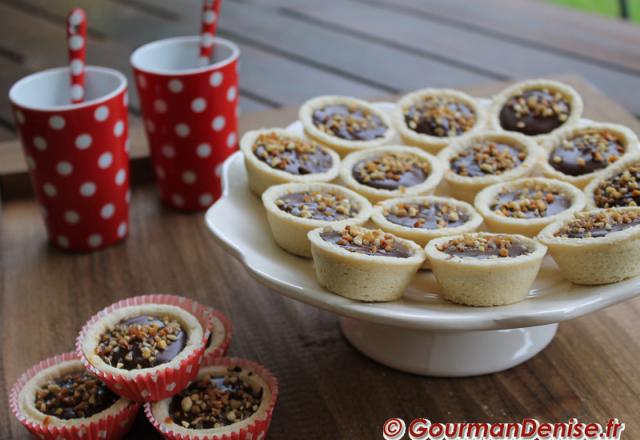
450, 141, 525, 177
499, 89, 570, 135
549, 130, 624, 176
438, 235, 531, 259
312, 104, 387, 141
34, 371, 119, 419
384, 202, 468, 229
492, 187, 571, 218
591, 161, 640, 208
352, 152, 430, 190
321, 226, 412, 258
554, 209, 640, 239
253, 132, 332, 175
404, 97, 476, 137
96, 315, 187, 370
275, 191, 357, 221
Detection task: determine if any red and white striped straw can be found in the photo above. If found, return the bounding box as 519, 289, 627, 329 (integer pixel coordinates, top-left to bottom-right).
198, 0, 222, 67
66, 8, 87, 104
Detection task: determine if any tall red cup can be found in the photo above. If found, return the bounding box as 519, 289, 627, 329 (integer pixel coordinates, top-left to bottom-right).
9, 66, 130, 252
130, 36, 239, 211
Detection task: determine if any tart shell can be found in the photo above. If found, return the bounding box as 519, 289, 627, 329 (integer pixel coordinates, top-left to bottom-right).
537, 207, 640, 285
584, 151, 640, 209
437, 131, 541, 203
299, 96, 396, 156
540, 122, 639, 189
340, 145, 444, 203
262, 182, 373, 257
488, 79, 584, 144
10, 352, 140, 440
474, 177, 586, 237
426, 233, 547, 306
240, 128, 340, 196
145, 357, 278, 440
203, 309, 233, 363
308, 225, 426, 302
77, 294, 212, 402
393, 88, 488, 154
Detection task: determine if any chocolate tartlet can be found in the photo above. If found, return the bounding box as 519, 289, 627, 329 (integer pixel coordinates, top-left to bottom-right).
393, 88, 487, 153
584, 152, 640, 209
538, 207, 640, 285
262, 182, 372, 257
240, 128, 340, 195
203, 310, 232, 362
371, 196, 482, 268
438, 131, 541, 203
340, 145, 443, 202
489, 79, 583, 143
474, 177, 586, 237
308, 225, 425, 302
299, 96, 396, 156
541, 123, 639, 189
426, 233, 547, 306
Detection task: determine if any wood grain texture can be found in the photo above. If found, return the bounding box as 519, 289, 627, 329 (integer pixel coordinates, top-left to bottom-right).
2, 77, 640, 439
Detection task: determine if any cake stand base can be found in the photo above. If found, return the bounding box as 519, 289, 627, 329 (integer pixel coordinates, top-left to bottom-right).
340, 317, 558, 377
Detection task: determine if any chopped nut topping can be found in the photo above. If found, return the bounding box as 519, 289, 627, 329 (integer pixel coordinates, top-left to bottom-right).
312, 104, 387, 141
491, 182, 571, 219
450, 141, 526, 177
549, 129, 625, 176
321, 225, 412, 258
404, 96, 476, 137
505, 88, 570, 123
592, 161, 640, 208
353, 152, 430, 188
275, 190, 357, 221
34, 371, 119, 419
169, 367, 263, 430
554, 209, 640, 238
384, 201, 468, 229
253, 132, 332, 175
437, 234, 531, 259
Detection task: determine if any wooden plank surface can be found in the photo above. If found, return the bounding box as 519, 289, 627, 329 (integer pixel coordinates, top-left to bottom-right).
2, 77, 640, 440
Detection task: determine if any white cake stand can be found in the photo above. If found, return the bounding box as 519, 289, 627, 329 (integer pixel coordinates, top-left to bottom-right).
204, 104, 640, 377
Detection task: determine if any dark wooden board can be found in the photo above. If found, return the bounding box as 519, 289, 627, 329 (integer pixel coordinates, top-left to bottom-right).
2, 77, 640, 440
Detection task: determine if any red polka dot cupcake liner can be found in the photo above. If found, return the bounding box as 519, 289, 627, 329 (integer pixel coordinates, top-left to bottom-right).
144, 357, 279, 440
203, 308, 233, 362
130, 36, 240, 211
76, 294, 214, 402
10, 351, 141, 440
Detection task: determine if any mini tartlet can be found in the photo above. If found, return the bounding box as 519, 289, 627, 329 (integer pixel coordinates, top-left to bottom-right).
537, 208, 640, 285
262, 182, 372, 257
339, 145, 444, 202
240, 128, 340, 195
488, 79, 583, 143
584, 152, 640, 209
474, 177, 586, 237
146, 357, 278, 440
203, 309, 233, 363
77, 295, 211, 402
371, 195, 482, 268
299, 96, 396, 156
437, 131, 540, 203
426, 233, 547, 306
393, 88, 487, 153
540, 123, 639, 189
10, 352, 140, 440
308, 225, 425, 302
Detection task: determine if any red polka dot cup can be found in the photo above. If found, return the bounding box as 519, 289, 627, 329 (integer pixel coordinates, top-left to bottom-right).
9, 66, 130, 252
131, 36, 239, 211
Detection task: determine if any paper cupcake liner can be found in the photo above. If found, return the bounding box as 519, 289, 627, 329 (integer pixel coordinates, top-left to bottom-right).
76, 294, 213, 402
144, 357, 279, 440
203, 308, 233, 362
10, 351, 141, 440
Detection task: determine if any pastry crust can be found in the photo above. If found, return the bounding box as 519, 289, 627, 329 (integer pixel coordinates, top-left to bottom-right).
80, 304, 204, 379
488, 79, 583, 144
437, 131, 541, 203
537, 207, 640, 285
426, 233, 547, 306
540, 123, 639, 189
18, 359, 132, 429
299, 96, 396, 156
393, 88, 488, 154
203, 313, 229, 359
240, 128, 340, 196
584, 151, 640, 208
474, 177, 586, 237
150, 364, 273, 437
262, 182, 372, 257
308, 225, 426, 302
340, 145, 444, 203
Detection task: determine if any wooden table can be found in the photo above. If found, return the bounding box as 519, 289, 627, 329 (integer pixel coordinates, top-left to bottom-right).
2, 76, 640, 439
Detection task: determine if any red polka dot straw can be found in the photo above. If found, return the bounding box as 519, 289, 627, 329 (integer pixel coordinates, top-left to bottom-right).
66, 8, 87, 104
198, 0, 222, 67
